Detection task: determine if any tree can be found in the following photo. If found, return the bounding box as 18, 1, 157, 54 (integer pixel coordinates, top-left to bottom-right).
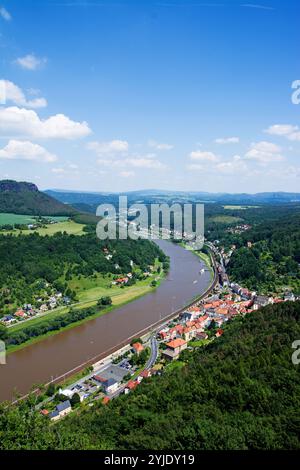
45, 383, 56, 397
70, 393, 81, 407
97, 296, 112, 307
0, 325, 8, 341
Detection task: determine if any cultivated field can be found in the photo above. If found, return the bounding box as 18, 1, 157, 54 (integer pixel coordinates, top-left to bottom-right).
2, 219, 86, 236
223, 205, 261, 210
209, 215, 243, 224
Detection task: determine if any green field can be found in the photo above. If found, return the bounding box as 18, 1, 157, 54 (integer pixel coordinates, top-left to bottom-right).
223, 205, 260, 210
7, 262, 166, 351
0, 213, 69, 226
69, 274, 153, 306
188, 339, 212, 348
0, 213, 69, 227
209, 215, 243, 224
2, 219, 86, 236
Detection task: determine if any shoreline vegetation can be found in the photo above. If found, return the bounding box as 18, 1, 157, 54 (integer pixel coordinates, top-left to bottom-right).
42, 244, 216, 392
0, 227, 170, 354
177, 240, 214, 281
5, 242, 213, 369
6, 261, 167, 355
3, 299, 299, 449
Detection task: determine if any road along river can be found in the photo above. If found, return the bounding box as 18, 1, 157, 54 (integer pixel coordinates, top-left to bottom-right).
0, 240, 212, 402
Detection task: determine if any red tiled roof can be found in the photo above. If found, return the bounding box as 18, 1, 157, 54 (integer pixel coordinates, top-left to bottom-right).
126, 380, 138, 390
211, 301, 222, 308
94, 375, 107, 382
183, 327, 192, 333
140, 370, 151, 378
204, 303, 213, 309
216, 308, 229, 315
132, 342, 144, 353
102, 397, 110, 405
160, 331, 168, 338
166, 338, 187, 349
15, 310, 26, 317
198, 314, 209, 323
190, 306, 201, 312
175, 324, 184, 333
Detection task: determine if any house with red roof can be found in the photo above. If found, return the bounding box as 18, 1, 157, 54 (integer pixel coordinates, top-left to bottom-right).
93, 375, 107, 383
159, 329, 170, 340
196, 331, 208, 340
125, 380, 139, 393
183, 326, 196, 342
132, 342, 144, 354
14, 309, 26, 319
140, 369, 151, 379
162, 338, 187, 361
198, 314, 210, 328
190, 306, 201, 313
116, 277, 129, 284
168, 327, 178, 339
175, 324, 184, 335
215, 307, 229, 316
216, 329, 224, 338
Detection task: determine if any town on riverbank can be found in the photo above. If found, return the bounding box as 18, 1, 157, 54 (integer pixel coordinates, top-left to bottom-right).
36, 242, 298, 422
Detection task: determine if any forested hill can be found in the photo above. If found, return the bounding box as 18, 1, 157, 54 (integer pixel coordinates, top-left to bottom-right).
0, 180, 77, 216
227, 211, 300, 294
1, 301, 300, 450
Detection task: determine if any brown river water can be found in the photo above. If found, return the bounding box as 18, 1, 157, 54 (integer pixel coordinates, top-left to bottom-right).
0, 241, 211, 402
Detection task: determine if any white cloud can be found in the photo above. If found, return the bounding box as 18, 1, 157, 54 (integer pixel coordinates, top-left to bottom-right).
245, 141, 284, 164
51, 167, 65, 174
87, 140, 129, 154
187, 155, 248, 175
215, 137, 239, 144
216, 155, 248, 174
0, 80, 47, 108
241, 4, 274, 10
125, 157, 165, 169
0, 106, 91, 139
265, 124, 300, 142
0, 140, 57, 162
119, 170, 135, 178
15, 54, 47, 71
189, 150, 219, 162
148, 139, 174, 150
97, 155, 165, 170
187, 163, 204, 171
0, 6, 11, 21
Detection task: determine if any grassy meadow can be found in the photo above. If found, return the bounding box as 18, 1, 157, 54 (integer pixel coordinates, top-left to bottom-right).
1, 219, 85, 236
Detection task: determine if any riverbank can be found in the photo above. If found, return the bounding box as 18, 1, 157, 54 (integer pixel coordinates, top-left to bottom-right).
177, 241, 214, 281
36, 245, 217, 393
6, 265, 167, 355
0, 240, 213, 402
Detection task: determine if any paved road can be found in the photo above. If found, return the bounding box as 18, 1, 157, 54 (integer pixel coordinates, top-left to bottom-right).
145, 335, 158, 370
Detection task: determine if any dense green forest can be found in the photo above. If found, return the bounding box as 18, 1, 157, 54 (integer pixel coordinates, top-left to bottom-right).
5, 305, 108, 347
0, 233, 167, 313
227, 211, 300, 294
0, 180, 77, 216
1, 301, 299, 450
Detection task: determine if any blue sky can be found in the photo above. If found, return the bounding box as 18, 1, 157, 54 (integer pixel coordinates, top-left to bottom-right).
0, 0, 300, 193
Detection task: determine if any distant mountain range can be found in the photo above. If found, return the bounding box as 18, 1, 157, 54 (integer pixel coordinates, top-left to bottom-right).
2, 180, 298, 219
0, 180, 77, 216
45, 188, 300, 207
